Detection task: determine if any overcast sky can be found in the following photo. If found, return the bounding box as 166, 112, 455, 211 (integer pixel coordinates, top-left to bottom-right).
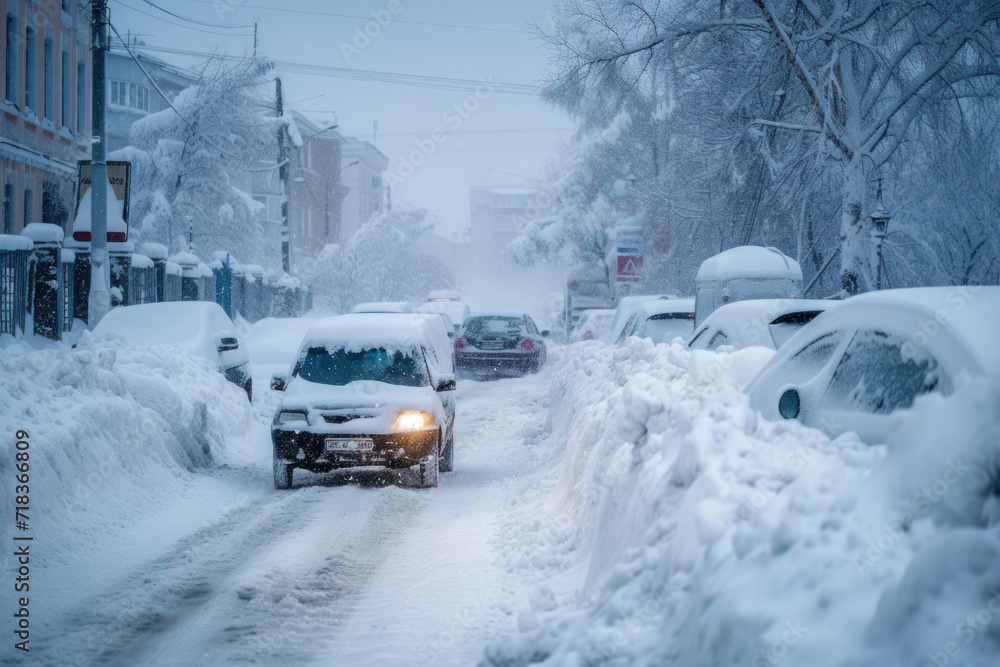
108, 0, 574, 237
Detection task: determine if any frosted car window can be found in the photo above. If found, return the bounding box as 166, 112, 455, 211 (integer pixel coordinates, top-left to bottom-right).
464, 317, 523, 333
525, 317, 538, 334
297, 347, 430, 388
768, 310, 824, 348
645, 313, 695, 344
708, 330, 729, 350
823, 331, 944, 415
779, 333, 842, 384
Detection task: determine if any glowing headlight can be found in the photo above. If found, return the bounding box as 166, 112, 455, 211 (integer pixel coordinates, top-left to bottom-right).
392, 411, 435, 431
278, 411, 308, 423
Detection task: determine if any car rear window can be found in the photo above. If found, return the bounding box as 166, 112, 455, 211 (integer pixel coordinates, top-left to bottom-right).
296, 347, 429, 387
464, 317, 524, 333
644, 313, 695, 344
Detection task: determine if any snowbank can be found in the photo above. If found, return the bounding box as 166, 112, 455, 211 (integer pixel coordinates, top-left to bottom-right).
0, 334, 265, 569
484, 337, 1000, 666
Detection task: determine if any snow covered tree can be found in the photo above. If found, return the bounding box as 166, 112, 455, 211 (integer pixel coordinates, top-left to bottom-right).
112, 56, 283, 266
306, 208, 455, 313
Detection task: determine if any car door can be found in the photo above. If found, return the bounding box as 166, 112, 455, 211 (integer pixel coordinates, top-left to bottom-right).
421, 346, 455, 436
809, 330, 948, 443
524, 315, 546, 363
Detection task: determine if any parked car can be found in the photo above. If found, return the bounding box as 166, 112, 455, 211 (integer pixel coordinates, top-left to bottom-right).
615, 299, 696, 345
454, 312, 548, 377
745, 287, 1000, 444
695, 246, 802, 326
270, 314, 457, 489
351, 301, 411, 314
417, 299, 469, 333
603, 294, 680, 344
688, 299, 832, 351
570, 308, 616, 342
90, 301, 252, 400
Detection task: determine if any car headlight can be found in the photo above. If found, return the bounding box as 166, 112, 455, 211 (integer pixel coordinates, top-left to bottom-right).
278, 411, 308, 424
391, 410, 435, 432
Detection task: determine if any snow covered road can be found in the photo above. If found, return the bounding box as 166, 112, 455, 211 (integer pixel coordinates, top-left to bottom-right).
18, 323, 554, 666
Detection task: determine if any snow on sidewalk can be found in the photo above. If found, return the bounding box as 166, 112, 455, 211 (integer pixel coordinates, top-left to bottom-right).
482, 337, 1000, 667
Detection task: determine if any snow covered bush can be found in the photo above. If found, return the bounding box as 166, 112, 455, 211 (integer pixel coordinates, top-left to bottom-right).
484, 338, 1000, 666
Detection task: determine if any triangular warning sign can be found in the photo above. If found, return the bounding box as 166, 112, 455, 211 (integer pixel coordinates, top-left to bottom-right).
623, 258, 639, 274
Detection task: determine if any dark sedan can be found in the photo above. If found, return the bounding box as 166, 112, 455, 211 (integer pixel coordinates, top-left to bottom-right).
454, 312, 548, 377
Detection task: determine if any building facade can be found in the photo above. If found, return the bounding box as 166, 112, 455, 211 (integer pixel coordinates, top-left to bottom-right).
1, 0, 91, 237
105, 44, 196, 153
340, 138, 388, 242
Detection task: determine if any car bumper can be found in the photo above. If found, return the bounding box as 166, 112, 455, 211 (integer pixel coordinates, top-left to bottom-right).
456, 351, 536, 373
272, 427, 439, 469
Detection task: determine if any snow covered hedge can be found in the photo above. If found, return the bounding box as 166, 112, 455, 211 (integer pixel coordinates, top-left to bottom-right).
486, 337, 1000, 666
0, 334, 264, 567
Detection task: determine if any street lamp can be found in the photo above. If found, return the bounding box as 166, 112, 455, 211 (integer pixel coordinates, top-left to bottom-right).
293, 160, 360, 246
861, 155, 891, 291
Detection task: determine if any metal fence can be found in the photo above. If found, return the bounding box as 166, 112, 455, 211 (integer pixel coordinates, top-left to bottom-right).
2, 232, 308, 339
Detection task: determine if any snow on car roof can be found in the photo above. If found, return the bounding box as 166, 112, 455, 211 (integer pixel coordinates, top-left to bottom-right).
466, 311, 527, 319
91, 301, 236, 360
696, 246, 802, 282
351, 301, 411, 313
700, 298, 831, 324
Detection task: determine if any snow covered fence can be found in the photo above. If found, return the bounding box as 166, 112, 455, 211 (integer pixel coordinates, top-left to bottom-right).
485, 336, 1000, 666
0, 234, 32, 337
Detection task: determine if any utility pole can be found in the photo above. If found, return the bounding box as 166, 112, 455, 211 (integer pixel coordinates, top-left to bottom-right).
276, 77, 290, 273
88, 0, 110, 325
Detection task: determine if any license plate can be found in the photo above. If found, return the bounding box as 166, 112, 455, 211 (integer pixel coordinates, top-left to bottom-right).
325, 438, 374, 452
479, 341, 503, 349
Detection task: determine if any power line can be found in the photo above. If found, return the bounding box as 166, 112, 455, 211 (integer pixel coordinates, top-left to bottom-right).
136, 0, 255, 29
175, 0, 536, 35
352, 127, 574, 138
111, 0, 254, 36
108, 21, 284, 173
131, 43, 539, 95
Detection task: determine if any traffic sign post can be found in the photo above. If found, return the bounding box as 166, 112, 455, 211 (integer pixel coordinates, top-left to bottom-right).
73, 160, 131, 242
615, 226, 643, 283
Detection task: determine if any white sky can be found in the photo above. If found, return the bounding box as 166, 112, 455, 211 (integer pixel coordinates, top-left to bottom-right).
108, 0, 575, 237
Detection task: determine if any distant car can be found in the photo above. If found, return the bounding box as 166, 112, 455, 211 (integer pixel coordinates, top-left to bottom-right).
270, 314, 457, 489
688, 299, 831, 351
417, 299, 470, 332
603, 294, 680, 344
615, 299, 696, 345
455, 312, 548, 377
90, 301, 252, 401
570, 308, 616, 342
745, 287, 1000, 444
351, 301, 412, 314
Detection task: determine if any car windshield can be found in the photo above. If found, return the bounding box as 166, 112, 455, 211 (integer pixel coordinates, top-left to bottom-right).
644, 313, 695, 344
464, 316, 523, 334
296, 347, 429, 387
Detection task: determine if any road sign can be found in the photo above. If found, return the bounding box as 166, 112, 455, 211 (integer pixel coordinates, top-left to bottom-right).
615, 226, 643, 283
72, 160, 131, 242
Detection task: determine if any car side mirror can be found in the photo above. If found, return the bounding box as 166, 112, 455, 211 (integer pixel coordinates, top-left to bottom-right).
778, 388, 801, 419
541, 330, 550, 337
271, 373, 288, 392
436, 377, 457, 392
216, 334, 239, 352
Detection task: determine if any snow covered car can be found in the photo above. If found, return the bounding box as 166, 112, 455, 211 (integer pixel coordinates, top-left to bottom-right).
688, 298, 831, 351
417, 299, 470, 332
602, 294, 680, 344
270, 314, 457, 489
745, 286, 1000, 444
570, 308, 616, 342
454, 312, 548, 377
351, 301, 411, 314
615, 299, 696, 345
90, 301, 252, 400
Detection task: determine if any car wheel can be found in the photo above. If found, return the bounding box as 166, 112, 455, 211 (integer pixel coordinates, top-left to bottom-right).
439, 428, 454, 472
245, 379, 253, 404
412, 436, 440, 488
273, 456, 293, 489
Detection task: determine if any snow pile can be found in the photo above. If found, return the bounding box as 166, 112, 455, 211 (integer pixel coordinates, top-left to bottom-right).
0, 334, 264, 567
484, 338, 1000, 666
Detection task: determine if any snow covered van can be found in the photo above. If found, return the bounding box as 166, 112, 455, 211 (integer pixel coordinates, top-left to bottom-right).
269, 314, 457, 489
694, 246, 802, 326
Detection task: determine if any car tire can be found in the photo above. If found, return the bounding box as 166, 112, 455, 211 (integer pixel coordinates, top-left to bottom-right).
413, 436, 440, 488
273, 456, 293, 490
439, 428, 454, 472
245, 379, 253, 404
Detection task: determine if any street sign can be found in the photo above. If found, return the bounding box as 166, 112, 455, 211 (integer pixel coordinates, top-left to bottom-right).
615, 226, 643, 283
72, 160, 131, 242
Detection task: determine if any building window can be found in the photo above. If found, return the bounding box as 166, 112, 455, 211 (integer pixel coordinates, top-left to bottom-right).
109, 80, 149, 112
76, 61, 84, 131
2, 183, 11, 235
23, 187, 32, 224
60, 50, 68, 126
43, 35, 53, 120
42, 180, 66, 227
24, 26, 35, 111
5, 10, 16, 104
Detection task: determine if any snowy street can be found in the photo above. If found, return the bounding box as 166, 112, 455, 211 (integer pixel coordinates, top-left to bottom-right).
17, 321, 556, 666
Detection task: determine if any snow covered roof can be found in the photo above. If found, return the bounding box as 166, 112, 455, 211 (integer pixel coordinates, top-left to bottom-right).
20, 223, 64, 244
0, 234, 32, 251
696, 246, 802, 282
